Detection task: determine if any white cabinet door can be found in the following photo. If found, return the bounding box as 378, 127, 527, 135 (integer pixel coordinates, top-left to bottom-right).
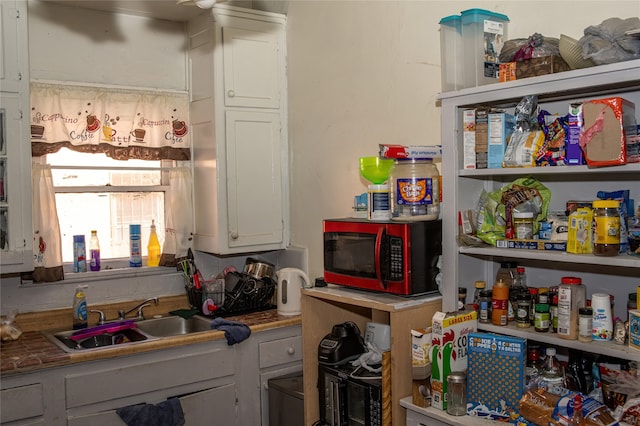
0, 1, 21, 93
0, 92, 32, 273
225, 109, 283, 248
222, 26, 280, 109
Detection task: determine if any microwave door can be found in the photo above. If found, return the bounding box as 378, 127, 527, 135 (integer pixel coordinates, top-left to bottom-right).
374, 227, 386, 291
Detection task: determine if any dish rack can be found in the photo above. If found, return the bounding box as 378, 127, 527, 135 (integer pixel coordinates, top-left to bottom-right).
186, 273, 276, 317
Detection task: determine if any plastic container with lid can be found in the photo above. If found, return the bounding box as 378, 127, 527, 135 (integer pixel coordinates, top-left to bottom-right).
439, 15, 464, 92
557, 276, 586, 340
592, 199, 621, 256
578, 307, 593, 342
389, 158, 440, 221
460, 8, 509, 88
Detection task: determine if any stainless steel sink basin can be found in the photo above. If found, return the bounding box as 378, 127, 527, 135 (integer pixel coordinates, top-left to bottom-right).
135, 315, 212, 338
44, 315, 213, 353
46, 326, 155, 353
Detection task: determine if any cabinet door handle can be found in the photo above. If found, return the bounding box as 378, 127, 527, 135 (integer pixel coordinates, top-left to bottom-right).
230, 231, 239, 240
227, 90, 235, 98
287, 346, 295, 355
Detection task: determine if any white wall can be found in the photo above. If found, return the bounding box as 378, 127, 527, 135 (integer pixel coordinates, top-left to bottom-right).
27, 0, 188, 90
286, 0, 640, 281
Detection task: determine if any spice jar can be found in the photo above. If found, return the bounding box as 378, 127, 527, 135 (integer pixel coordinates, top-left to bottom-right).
578, 307, 593, 342
534, 304, 550, 332
592, 199, 620, 256
458, 287, 467, 310
446, 371, 467, 416
516, 293, 532, 328
389, 158, 440, 220
479, 289, 492, 324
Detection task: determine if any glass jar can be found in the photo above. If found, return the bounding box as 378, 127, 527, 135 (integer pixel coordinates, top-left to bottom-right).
446, 371, 467, 416
513, 211, 534, 239
516, 293, 532, 328
592, 199, 620, 256
389, 158, 440, 220
534, 303, 550, 332
578, 307, 593, 343
478, 289, 493, 323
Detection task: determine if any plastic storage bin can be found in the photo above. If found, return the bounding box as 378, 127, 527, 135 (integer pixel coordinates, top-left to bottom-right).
439, 15, 463, 92
461, 8, 509, 88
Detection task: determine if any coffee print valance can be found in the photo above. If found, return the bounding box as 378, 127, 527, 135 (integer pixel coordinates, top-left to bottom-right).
30, 82, 190, 161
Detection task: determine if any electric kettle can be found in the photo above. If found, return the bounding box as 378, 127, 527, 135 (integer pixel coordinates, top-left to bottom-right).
276, 268, 312, 316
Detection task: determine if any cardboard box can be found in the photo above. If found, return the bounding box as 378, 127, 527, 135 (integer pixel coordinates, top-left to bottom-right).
500, 56, 570, 81
630, 309, 640, 351
499, 62, 517, 82
582, 97, 638, 166
379, 144, 442, 159
496, 239, 567, 251
411, 328, 432, 365
475, 109, 489, 169
488, 112, 516, 168
463, 109, 477, 169
566, 103, 585, 165
430, 310, 477, 411
467, 333, 526, 421
567, 207, 593, 254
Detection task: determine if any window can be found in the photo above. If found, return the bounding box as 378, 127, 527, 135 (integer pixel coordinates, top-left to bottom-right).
45, 149, 168, 264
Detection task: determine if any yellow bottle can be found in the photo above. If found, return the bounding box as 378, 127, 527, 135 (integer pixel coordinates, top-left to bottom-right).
147, 219, 161, 267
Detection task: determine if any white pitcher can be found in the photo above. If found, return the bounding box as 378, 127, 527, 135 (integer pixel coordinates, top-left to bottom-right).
276, 268, 312, 316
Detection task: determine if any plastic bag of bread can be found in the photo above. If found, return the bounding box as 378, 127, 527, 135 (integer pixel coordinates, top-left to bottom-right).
519, 388, 619, 426
1, 310, 23, 341
614, 397, 640, 426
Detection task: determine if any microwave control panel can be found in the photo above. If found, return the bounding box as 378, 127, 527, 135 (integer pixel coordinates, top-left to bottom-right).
389, 236, 404, 281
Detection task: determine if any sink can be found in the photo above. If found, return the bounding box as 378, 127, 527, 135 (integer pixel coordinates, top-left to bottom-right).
46, 327, 154, 353
44, 315, 214, 353
135, 315, 212, 338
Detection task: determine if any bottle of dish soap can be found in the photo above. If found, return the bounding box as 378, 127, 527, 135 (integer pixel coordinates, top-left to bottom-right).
147, 219, 161, 267
73, 285, 88, 330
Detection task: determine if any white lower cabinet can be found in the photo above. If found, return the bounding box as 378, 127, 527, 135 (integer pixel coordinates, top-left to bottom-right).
0, 324, 302, 426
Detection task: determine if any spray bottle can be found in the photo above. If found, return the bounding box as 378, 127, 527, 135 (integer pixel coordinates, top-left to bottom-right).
73, 285, 88, 329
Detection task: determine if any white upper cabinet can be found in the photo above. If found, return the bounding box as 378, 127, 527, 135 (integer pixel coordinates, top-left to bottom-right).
189, 5, 288, 255
222, 26, 280, 109
1, 0, 32, 274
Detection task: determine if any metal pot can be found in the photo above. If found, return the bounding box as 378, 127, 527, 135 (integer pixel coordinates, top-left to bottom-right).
243, 258, 275, 280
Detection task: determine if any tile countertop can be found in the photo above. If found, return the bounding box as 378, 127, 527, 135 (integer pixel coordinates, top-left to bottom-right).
1, 307, 301, 376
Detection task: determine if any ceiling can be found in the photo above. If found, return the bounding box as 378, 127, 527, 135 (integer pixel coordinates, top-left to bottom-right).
43, 0, 287, 22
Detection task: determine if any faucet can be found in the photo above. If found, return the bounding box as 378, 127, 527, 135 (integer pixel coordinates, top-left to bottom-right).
118, 297, 159, 320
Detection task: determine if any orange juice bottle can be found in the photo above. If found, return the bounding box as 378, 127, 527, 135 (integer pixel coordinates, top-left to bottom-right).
491, 278, 510, 326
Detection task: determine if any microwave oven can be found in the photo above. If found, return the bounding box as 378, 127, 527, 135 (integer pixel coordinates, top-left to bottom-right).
318, 362, 382, 426
323, 218, 441, 296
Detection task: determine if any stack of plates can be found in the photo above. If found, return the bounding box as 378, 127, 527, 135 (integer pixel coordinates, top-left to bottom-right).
559, 34, 596, 69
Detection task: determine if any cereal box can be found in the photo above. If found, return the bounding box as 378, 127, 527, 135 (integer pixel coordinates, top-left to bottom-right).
630, 309, 640, 351
430, 310, 477, 411
467, 333, 527, 422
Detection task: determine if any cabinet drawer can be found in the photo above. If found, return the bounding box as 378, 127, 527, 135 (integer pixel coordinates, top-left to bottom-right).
66, 346, 235, 408
0, 383, 44, 423
259, 335, 302, 369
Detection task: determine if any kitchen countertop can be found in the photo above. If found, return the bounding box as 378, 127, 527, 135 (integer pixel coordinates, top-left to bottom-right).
1, 308, 301, 376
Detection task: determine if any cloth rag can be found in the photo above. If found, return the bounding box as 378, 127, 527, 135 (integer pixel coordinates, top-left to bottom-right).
169, 308, 200, 320
210, 317, 251, 345
116, 397, 185, 426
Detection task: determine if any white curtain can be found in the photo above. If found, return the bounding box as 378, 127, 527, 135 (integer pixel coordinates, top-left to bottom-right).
160, 167, 194, 266
32, 163, 64, 282
30, 82, 190, 161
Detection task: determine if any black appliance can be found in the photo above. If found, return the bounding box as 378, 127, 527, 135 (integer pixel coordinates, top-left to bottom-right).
318, 322, 366, 366
317, 362, 382, 426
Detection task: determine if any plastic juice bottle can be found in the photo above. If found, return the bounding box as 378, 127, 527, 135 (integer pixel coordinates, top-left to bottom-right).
147, 220, 161, 267
491, 278, 509, 326
89, 230, 100, 271
73, 285, 88, 329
